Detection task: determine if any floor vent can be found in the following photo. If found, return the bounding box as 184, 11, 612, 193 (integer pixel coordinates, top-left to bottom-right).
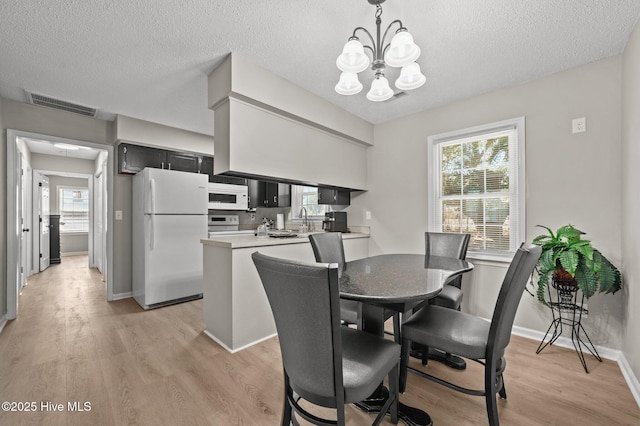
25, 91, 99, 118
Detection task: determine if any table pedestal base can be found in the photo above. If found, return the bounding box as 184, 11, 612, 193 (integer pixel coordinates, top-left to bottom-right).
354, 386, 432, 426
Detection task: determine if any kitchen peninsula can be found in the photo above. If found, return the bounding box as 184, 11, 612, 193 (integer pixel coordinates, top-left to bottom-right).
201, 230, 370, 352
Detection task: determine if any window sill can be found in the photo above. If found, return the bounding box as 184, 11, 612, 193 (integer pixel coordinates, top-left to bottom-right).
467, 252, 514, 267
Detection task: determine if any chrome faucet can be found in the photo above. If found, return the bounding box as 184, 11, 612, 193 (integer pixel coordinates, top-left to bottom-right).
299, 207, 308, 226
299, 207, 308, 232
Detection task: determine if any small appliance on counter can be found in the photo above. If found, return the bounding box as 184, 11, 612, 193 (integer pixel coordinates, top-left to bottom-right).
322, 211, 348, 232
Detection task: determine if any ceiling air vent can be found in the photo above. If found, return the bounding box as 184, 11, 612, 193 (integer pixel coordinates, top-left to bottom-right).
25, 91, 99, 118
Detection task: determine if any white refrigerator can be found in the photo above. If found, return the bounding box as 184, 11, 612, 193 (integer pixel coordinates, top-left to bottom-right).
132, 168, 208, 309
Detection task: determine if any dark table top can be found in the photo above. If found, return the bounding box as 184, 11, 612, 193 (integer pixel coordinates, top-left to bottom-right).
339, 254, 473, 310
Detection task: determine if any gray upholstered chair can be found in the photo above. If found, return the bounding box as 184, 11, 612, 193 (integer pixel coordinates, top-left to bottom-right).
399, 244, 541, 426
427, 232, 471, 309
309, 232, 362, 328
252, 252, 400, 426
420, 232, 471, 367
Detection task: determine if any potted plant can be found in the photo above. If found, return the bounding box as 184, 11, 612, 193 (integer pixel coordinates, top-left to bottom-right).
530, 224, 622, 305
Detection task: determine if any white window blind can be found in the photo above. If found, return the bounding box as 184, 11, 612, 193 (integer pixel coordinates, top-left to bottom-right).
59, 187, 89, 233
428, 117, 525, 261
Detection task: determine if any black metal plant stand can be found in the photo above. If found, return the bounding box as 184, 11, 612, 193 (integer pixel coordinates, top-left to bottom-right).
536, 279, 602, 373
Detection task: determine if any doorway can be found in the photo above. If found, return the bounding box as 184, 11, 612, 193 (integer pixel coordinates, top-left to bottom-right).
6, 129, 114, 320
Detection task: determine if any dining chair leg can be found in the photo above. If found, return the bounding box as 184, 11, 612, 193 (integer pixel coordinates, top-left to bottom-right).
337, 404, 346, 426
282, 375, 293, 426
421, 346, 429, 366
399, 338, 411, 393
499, 381, 507, 399
388, 363, 399, 424
485, 360, 500, 426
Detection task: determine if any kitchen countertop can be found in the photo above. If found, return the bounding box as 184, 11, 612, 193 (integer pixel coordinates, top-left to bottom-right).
201, 231, 369, 249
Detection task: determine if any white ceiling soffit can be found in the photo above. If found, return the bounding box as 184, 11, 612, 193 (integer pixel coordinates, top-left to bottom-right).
1, 1, 639, 136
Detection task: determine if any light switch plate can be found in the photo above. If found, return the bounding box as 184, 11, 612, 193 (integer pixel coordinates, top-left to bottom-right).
115, 210, 123, 220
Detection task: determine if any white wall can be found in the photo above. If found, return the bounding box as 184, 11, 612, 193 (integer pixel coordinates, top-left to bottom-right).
352, 56, 624, 349
0, 97, 5, 320
622, 19, 640, 380
115, 115, 214, 155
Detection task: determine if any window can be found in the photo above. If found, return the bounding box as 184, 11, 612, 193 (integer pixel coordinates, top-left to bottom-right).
291, 185, 327, 219
58, 187, 89, 233
428, 117, 525, 261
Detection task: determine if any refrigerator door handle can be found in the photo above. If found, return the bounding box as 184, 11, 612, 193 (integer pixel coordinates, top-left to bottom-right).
150, 178, 156, 215
150, 214, 155, 250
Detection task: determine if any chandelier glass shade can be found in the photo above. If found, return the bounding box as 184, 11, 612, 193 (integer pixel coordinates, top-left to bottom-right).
335, 0, 425, 102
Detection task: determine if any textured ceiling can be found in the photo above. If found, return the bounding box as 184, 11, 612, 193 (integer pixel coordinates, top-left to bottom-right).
1, 1, 639, 137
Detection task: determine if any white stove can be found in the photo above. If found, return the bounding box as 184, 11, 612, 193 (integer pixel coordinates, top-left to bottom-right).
208, 214, 254, 238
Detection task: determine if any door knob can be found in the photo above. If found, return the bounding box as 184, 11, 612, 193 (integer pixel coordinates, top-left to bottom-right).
22, 228, 29, 232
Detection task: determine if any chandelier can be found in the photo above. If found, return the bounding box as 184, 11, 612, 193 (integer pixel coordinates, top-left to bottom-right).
335, 0, 425, 102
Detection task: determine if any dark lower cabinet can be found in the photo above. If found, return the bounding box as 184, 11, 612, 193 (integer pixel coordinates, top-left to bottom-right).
50, 215, 61, 264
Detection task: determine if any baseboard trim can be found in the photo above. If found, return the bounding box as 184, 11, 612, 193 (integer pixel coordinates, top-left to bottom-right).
512, 325, 640, 408
203, 329, 277, 354
617, 352, 640, 408
111, 291, 132, 301
61, 251, 89, 257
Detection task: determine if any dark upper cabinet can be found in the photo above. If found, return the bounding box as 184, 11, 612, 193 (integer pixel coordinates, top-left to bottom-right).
200, 156, 214, 181
167, 151, 199, 173
210, 175, 248, 185
118, 143, 168, 173
201, 155, 248, 185
247, 179, 261, 209
266, 182, 291, 207
119, 143, 215, 178
249, 180, 291, 208
318, 187, 351, 205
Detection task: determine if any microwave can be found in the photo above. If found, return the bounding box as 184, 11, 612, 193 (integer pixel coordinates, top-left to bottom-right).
207, 182, 248, 210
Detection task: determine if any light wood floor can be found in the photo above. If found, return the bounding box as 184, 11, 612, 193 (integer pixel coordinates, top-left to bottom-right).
0, 255, 638, 425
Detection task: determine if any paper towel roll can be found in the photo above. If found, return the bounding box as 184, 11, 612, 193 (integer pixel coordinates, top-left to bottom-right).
276, 213, 284, 230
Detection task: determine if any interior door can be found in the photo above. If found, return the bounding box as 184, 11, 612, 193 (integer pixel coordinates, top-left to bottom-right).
18, 154, 27, 290
95, 170, 104, 273
39, 175, 50, 271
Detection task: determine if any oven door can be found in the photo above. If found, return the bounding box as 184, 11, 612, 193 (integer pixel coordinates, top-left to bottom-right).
207, 183, 248, 210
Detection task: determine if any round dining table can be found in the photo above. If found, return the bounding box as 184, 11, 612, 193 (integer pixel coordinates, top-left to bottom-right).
339, 253, 474, 426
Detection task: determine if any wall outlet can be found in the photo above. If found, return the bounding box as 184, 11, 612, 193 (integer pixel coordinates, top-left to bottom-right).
572, 117, 586, 133
250, 213, 256, 220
